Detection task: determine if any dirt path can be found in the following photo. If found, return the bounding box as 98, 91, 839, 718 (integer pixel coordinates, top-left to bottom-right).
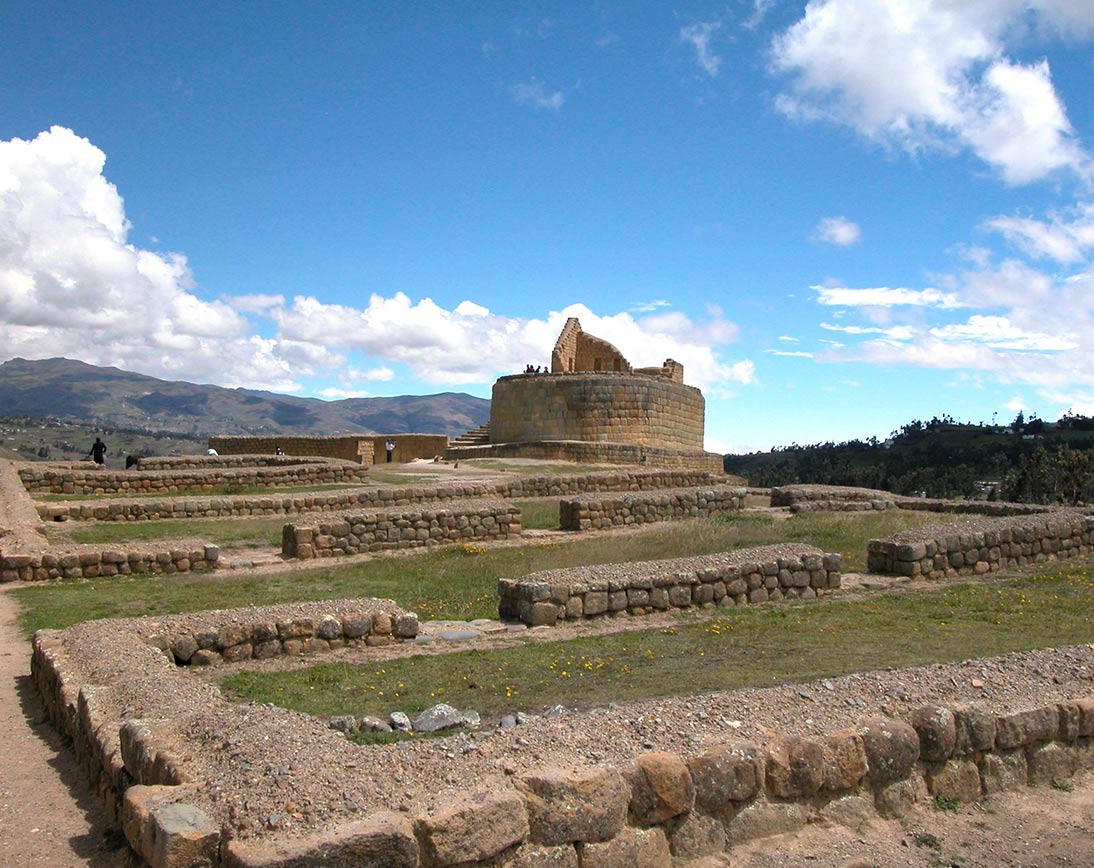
0, 587, 128, 866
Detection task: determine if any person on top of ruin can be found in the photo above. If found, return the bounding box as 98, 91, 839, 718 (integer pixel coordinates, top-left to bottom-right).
87, 437, 107, 465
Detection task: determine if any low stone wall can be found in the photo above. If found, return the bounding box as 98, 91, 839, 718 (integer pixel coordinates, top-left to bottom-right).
772, 484, 901, 511
771, 484, 1064, 517
499, 544, 841, 626
19, 458, 372, 496
559, 485, 746, 530
282, 503, 522, 559
137, 455, 324, 470
151, 600, 420, 667
867, 511, 1094, 578
0, 544, 219, 583
446, 439, 724, 471
208, 435, 376, 465
30, 614, 1094, 867
39, 469, 717, 523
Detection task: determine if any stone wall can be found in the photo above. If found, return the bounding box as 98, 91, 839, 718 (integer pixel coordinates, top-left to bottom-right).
445, 440, 724, 471
30, 615, 1094, 868
282, 503, 522, 559
368, 434, 449, 463
490, 373, 706, 451
19, 458, 372, 496
152, 602, 420, 667
550, 316, 632, 374
771, 484, 901, 511
771, 484, 1064, 517
39, 469, 716, 523
559, 485, 746, 530
867, 511, 1093, 578
137, 455, 322, 470
0, 544, 219, 583
208, 435, 376, 465
499, 544, 841, 626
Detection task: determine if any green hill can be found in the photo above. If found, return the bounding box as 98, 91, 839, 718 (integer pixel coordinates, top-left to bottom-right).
0, 357, 489, 439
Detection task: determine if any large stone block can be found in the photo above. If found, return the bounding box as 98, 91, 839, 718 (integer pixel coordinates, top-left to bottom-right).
628, 752, 695, 825
687, 741, 764, 813
416, 791, 529, 866
858, 717, 920, 785
222, 812, 419, 867
519, 766, 630, 846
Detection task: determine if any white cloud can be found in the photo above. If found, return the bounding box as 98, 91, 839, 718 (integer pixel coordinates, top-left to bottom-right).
0, 126, 311, 391
929, 314, 1078, 351
985, 203, 1094, 264
820, 322, 917, 340
777, 335, 799, 343
510, 79, 564, 110
765, 349, 815, 358
771, 0, 1092, 184
813, 285, 963, 308
230, 293, 286, 315
813, 216, 862, 246
680, 21, 724, 77
629, 299, 671, 313
0, 127, 755, 402
743, 0, 776, 31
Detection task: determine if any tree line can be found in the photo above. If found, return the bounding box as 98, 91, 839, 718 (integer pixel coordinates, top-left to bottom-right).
724, 414, 1094, 505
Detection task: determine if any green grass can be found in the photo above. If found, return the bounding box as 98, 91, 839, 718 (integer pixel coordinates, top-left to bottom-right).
67, 517, 287, 548
221, 565, 1094, 722
512, 499, 561, 530
12, 510, 941, 636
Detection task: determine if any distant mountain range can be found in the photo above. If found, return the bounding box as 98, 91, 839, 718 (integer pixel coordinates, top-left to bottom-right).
0, 357, 490, 438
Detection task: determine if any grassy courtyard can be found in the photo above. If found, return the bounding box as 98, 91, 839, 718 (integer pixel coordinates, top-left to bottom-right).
221, 565, 1094, 724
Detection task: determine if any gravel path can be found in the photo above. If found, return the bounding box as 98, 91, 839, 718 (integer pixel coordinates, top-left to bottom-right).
0, 588, 130, 866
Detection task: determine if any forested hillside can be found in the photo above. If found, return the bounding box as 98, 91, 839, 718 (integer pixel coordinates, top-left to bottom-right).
724, 413, 1094, 504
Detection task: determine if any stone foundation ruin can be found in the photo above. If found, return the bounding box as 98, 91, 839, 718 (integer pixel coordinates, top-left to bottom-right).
32, 608, 1094, 868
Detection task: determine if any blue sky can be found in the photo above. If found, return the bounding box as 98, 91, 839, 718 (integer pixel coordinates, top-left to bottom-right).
2, 2, 1093, 452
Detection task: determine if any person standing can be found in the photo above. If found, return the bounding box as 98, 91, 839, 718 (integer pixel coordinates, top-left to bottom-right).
87, 437, 107, 465
385, 438, 396, 463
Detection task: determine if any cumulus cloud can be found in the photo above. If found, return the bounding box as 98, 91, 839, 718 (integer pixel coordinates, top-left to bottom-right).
0, 126, 312, 391
771, 0, 1092, 184
680, 21, 724, 77
510, 79, 564, 110
0, 127, 754, 401
813, 216, 862, 246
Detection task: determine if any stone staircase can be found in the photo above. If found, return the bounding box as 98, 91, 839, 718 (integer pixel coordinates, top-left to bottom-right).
449, 423, 491, 447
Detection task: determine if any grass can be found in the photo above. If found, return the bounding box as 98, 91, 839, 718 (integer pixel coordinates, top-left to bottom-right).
220, 565, 1094, 722
67, 517, 287, 548
12, 510, 941, 636
512, 499, 561, 530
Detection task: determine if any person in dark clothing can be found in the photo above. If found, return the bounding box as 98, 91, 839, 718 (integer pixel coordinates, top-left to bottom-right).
88, 437, 107, 465
385, 439, 396, 462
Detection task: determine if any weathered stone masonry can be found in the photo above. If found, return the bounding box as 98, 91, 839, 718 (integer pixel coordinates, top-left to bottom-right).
19, 457, 372, 496
282, 503, 522, 560
499, 544, 841, 626
491, 373, 706, 451
559, 485, 746, 530
868, 511, 1093, 578
0, 545, 219, 583
38, 468, 716, 523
